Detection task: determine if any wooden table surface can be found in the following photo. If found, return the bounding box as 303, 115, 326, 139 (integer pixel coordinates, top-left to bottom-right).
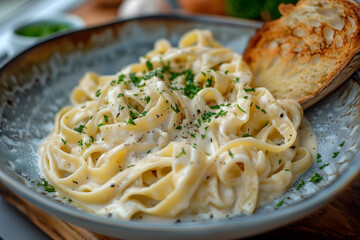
1, 1, 359, 239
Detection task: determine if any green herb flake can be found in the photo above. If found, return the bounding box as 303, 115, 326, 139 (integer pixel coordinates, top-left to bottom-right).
176, 126, 182, 130
142, 111, 147, 117
77, 139, 83, 147
278, 159, 282, 165
130, 111, 139, 119
237, 104, 246, 113
205, 78, 213, 88
243, 96, 248, 99
171, 103, 180, 113
117, 74, 126, 84
144, 96, 151, 104
33, 178, 56, 193
242, 134, 251, 138
296, 180, 305, 190
95, 89, 101, 97
261, 109, 267, 114
117, 93, 124, 98
61, 138, 67, 145
339, 141, 345, 147
74, 125, 86, 134
127, 118, 136, 125
228, 149, 234, 158
225, 70, 229, 74
98, 123, 104, 127
332, 151, 340, 158
215, 110, 227, 118
310, 172, 323, 183
275, 199, 284, 208
201, 134, 206, 139
319, 163, 329, 169
146, 60, 154, 71
104, 115, 109, 123
176, 148, 187, 158
210, 105, 221, 109
316, 153, 322, 163
244, 88, 255, 93
233, 77, 240, 83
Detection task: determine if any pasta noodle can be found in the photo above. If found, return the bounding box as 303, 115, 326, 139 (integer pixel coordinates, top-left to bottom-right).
39, 30, 313, 220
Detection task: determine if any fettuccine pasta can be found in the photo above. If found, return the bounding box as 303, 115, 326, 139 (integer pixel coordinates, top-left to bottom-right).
39, 30, 313, 220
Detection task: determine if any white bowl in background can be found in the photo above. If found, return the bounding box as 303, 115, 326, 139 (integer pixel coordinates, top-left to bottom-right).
7, 14, 84, 55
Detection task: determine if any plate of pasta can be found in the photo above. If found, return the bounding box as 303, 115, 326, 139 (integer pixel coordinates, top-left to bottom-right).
0, 14, 359, 239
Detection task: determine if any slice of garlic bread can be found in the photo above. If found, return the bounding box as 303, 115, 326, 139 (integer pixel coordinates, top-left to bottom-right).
243, 0, 360, 109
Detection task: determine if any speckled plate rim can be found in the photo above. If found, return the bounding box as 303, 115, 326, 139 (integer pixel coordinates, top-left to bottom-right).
0, 14, 359, 239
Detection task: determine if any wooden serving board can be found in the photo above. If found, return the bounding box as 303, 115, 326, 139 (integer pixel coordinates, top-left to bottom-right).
0, 175, 359, 240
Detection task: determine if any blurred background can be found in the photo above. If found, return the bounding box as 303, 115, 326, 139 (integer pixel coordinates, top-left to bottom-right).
0, 0, 298, 64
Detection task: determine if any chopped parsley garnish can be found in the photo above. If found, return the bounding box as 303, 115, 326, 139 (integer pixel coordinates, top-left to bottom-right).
319, 163, 329, 169
146, 60, 154, 71
61, 138, 67, 145
316, 153, 322, 163
33, 178, 56, 193
255, 105, 260, 110
77, 139, 83, 147
117, 74, 125, 84
95, 89, 101, 97
244, 88, 255, 92
263, 121, 269, 128
183, 69, 202, 99
176, 126, 182, 130
142, 111, 147, 117
339, 141, 345, 147
278, 159, 282, 165
98, 123, 104, 127
144, 96, 151, 104
225, 70, 229, 74
117, 93, 124, 98
127, 118, 136, 125
110, 80, 116, 86
261, 109, 266, 114
171, 103, 180, 113
210, 105, 221, 109
228, 150, 234, 158
332, 151, 340, 158
233, 77, 240, 83
310, 172, 323, 183
275, 199, 284, 208
215, 110, 227, 118
127, 164, 135, 168
176, 148, 187, 158
130, 111, 139, 119
104, 115, 109, 123
202, 112, 216, 122
243, 96, 248, 99
242, 134, 251, 137
201, 134, 206, 139
85, 136, 95, 148
205, 78, 212, 88
129, 73, 142, 87
74, 125, 85, 134
236, 104, 246, 113
296, 180, 305, 190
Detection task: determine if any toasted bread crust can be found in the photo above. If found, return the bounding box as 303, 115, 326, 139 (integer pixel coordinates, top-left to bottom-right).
243, 0, 360, 109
